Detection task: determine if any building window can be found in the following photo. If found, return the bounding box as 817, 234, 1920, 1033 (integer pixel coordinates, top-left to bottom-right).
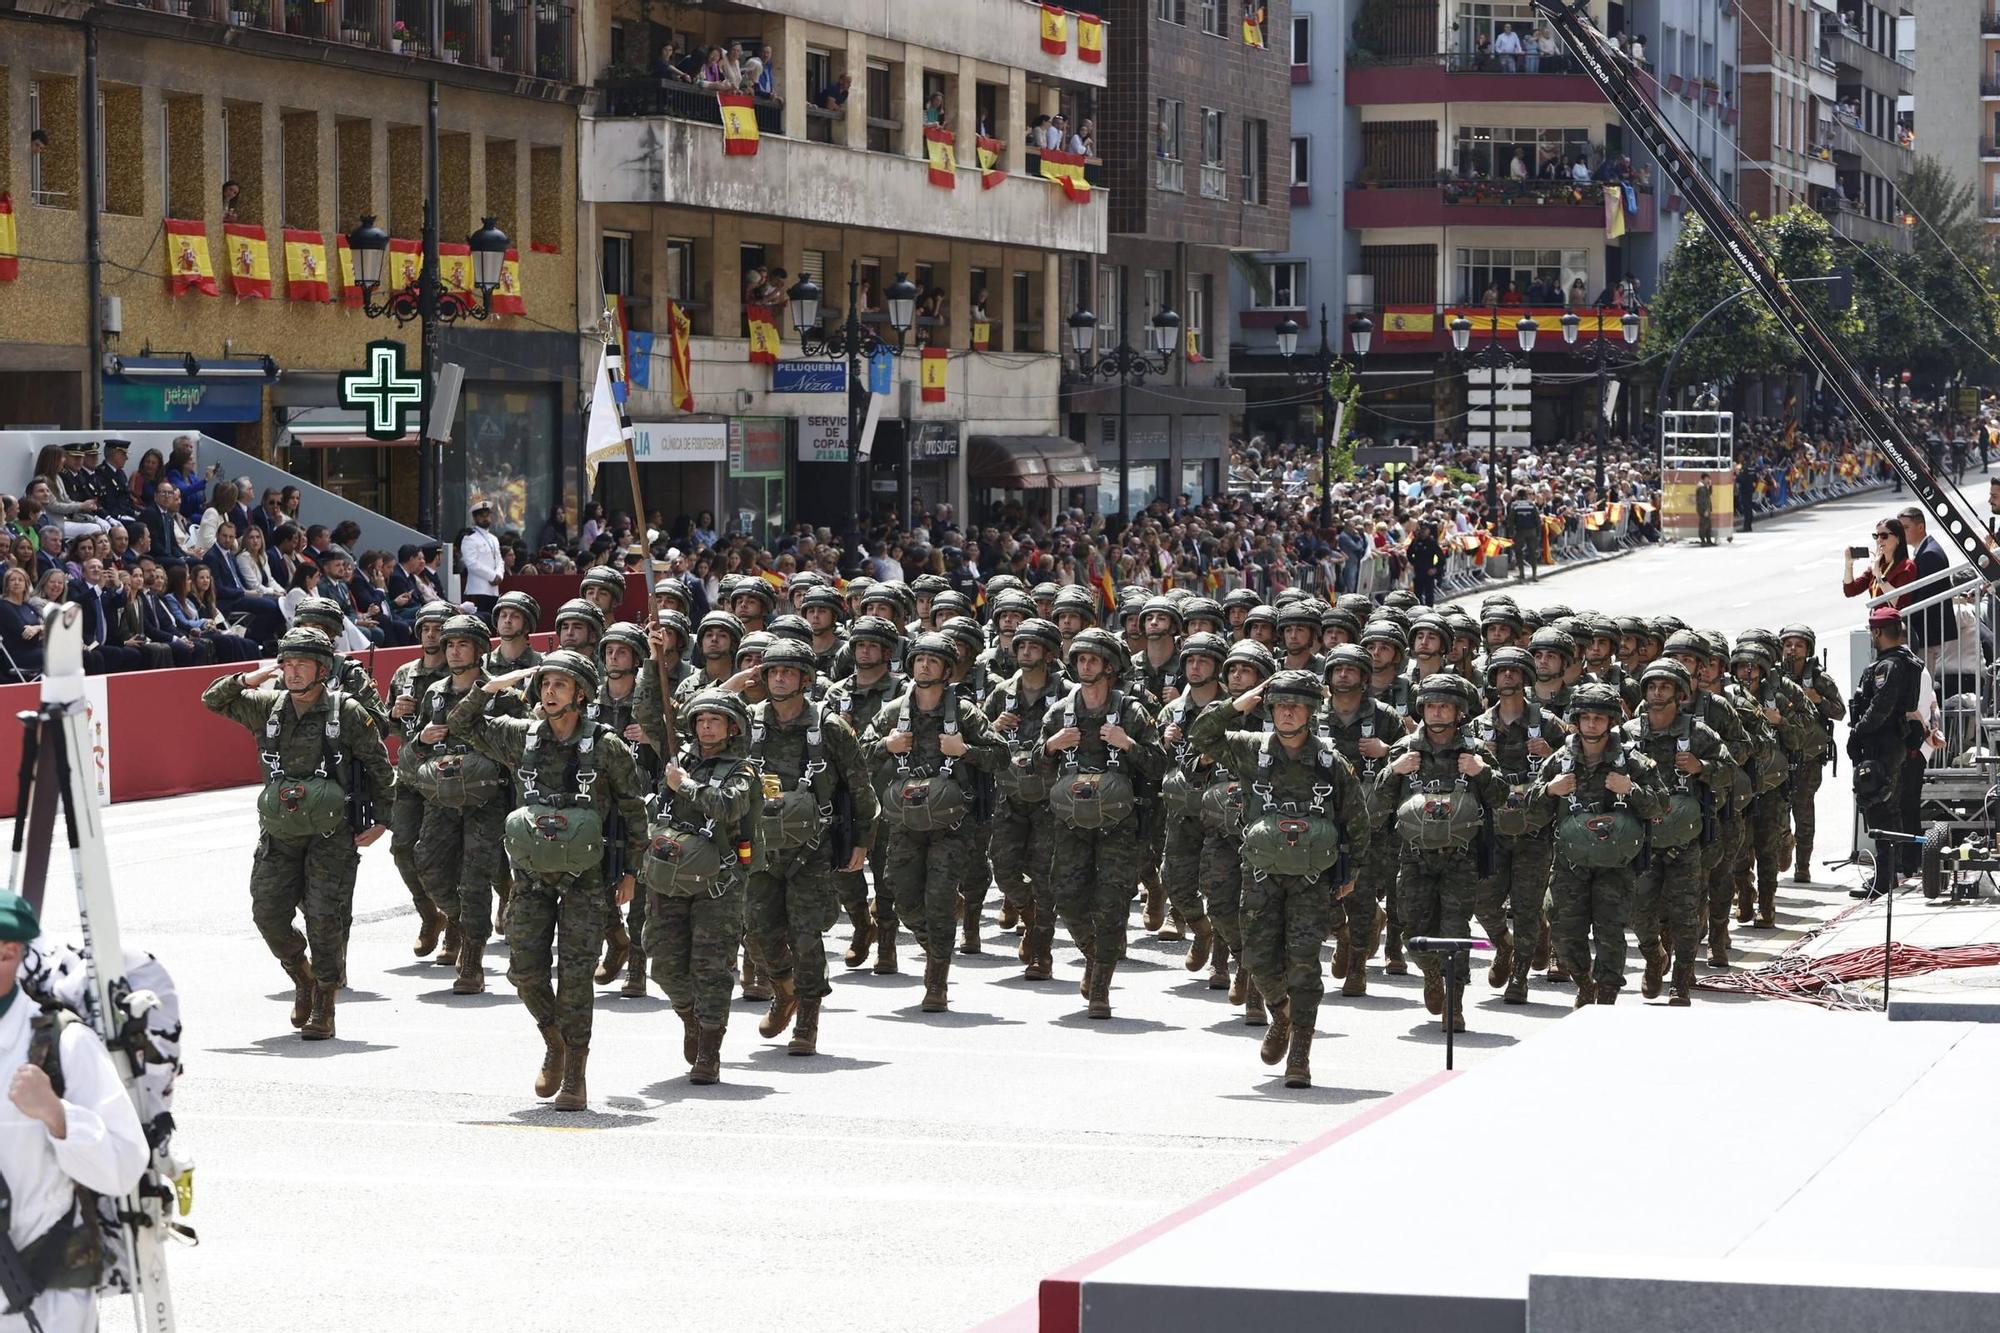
30, 79, 80, 211
1453, 246, 1589, 305
1199, 108, 1226, 199
1156, 0, 1185, 25
601, 231, 633, 299
666, 238, 695, 308
1184, 274, 1209, 360
1291, 13, 1310, 69
1096, 264, 1121, 352
99, 88, 142, 217
1450, 2, 1539, 57
529, 144, 562, 253
1143, 268, 1167, 323
1257, 261, 1303, 309
865, 60, 900, 154
1155, 99, 1184, 192
1242, 118, 1267, 203
1290, 135, 1310, 186
1454, 124, 1591, 180
1198, 0, 1224, 37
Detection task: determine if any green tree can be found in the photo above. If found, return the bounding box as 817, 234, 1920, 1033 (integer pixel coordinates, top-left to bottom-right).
1641, 214, 1781, 390
1885, 155, 2000, 389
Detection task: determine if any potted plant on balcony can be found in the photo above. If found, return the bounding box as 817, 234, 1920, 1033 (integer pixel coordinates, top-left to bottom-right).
390, 18, 407, 51
539, 50, 566, 79
491, 32, 513, 69
441, 28, 464, 61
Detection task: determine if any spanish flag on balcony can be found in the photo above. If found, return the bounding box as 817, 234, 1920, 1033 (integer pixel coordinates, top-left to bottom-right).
1077, 13, 1104, 62
389, 237, 421, 291
1038, 148, 1092, 202
1242, 6, 1266, 47
1185, 328, 1203, 364
925, 127, 957, 188
972, 320, 991, 351
747, 304, 780, 364
719, 94, 759, 156
1604, 191, 1626, 240
439, 241, 473, 300
1041, 4, 1067, 54
921, 346, 948, 402
1382, 306, 1434, 341
977, 137, 1006, 190
493, 248, 526, 315
165, 219, 217, 297
222, 223, 271, 300
0, 194, 18, 282
283, 229, 328, 302
668, 300, 695, 413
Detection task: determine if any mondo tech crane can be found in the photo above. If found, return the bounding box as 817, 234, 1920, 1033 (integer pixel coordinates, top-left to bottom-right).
1534, 0, 2000, 586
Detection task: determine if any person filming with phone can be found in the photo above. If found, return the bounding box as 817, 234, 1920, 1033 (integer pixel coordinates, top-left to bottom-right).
1842, 516, 1917, 606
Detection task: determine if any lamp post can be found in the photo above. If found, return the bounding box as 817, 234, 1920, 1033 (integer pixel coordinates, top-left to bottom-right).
346, 82, 509, 540
1561, 305, 1641, 497
1275, 304, 1372, 529
1068, 269, 1178, 531
1452, 310, 1538, 519
787, 263, 917, 543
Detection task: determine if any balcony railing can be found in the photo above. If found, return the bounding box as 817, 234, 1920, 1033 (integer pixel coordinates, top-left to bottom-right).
1985, 76, 2000, 97
597, 74, 785, 134
99, 0, 573, 81
1982, 139, 2000, 160
1350, 50, 1588, 75
1358, 176, 1651, 204
1986, 9, 2000, 36
1199, 163, 1228, 199
1155, 158, 1184, 193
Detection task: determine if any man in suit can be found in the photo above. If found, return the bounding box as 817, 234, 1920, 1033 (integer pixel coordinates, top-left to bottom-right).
1898, 504, 1959, 662
68, 558, 144, 674
226, 478, 256, 547
142, 483, 194, 567
317, 547, 385, 646
303, 525, 332, 567
251, 488, 286, 542
132, 559, 208, 666
202, 522, 285, 649
105, 567, 172, 670
385, 545, 440, 628
267, 522, 303, 589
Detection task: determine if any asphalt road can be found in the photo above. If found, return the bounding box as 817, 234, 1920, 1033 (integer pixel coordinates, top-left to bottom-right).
44, 485, 1909, 1333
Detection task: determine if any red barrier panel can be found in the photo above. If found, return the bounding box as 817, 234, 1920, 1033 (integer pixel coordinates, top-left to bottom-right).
499, 573, 648, 630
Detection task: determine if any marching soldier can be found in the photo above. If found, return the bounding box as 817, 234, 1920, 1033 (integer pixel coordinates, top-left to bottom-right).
579, 565, 626, 620
1127, 597, 1183, 934
386, 599, 455, 959
1318, 644, 1404, 999
1051, 585, 1096, 656
728, 576, 778, 635
676, 611, 744, 706
864, 633, 1007, 1009
449, 651, 649, 1111
290, 596, 394, 733
1203, 641, 1276, 1008
740, 641, 877, 1053
641, 689, 757, 1084
1376, 676, 1505, 1029
1191, 669, 1369, 1089
824, 615, 905, 968
1624, 659, 1734, 1006
1728, 638, 1811, 929
202, 631, 394, 1039
1527, 626, 1579, 717
1666, 630, 1756, 967
1156, 632, 1230, 976
1275, 600, 1325, 675
1403, 613, 1452, 684
1361, 620, 1412, 716
1532, 683, 1668, 1006
408, 615, 524, 995
1469, 647, 1560, 1005
1037, 628, 1166, 1020
553, 598, 605, 655
485, 590, 543, 672
798, 585, 849, 678
984, 617, 1066, 980
1776, 624, 1846, 883
650, 610, 696, 699
590, 622, 669, 997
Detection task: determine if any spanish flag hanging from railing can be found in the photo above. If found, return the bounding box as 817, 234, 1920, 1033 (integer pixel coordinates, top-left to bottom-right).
165, 219, 218, 297
1077, 13, 1104, 61
972, 320, 991, 351
977, 137, 1006, 190
1041, 4, 1067, 54
668, 300, 695, 413
223, 223, 272, 300
493, 248, 525, 315
746, 304, 780, 364
284, 229, 328, 302
1038, 148, 1092, 202
924, 127, 957, 188
0, 194, 17, 282
719, 94, 759, 155
921, 346, 948, 402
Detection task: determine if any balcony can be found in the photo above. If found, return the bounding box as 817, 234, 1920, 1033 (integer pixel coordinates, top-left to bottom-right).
1829, 114, 1912, 170
1199, 164, 1228, 200
712, 0, 1104, 88
1986, 76, 2000, 99
100, 0, 575, 82
1347, 177, 1654, 234
1818, 196, 1907, 248
1983, 140, 2000, 162
1335, 304, 1648, 359
581, 115, 1105, 253
599, 78, 784, 135
1820, 24, 1911, 93
1344, 53, 1611, 107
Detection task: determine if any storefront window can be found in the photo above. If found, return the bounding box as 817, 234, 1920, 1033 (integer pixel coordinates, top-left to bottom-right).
726, 417, 788, 548
1180, 460, 1210, 506
450, 383, 558, 539
1099, 463, 1163, 520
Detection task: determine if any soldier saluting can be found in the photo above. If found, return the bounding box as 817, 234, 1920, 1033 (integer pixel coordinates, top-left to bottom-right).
202, 631, 394, 1040
449, 651, 648, 1111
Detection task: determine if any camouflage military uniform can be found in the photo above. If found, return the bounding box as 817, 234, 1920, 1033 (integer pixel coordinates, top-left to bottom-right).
1123, 648, 1176, 927
1731, 669, 1812, 925
586, 670, 667, 985
824, 664, 906, 958
1688, 685, 1753, 963
1319, 691, 1408, 989
1157, 688, 1225, 938
447, 689, 649, 1050
1531, 734, 1668, 1001
408, 673, 523, 949
1779, 652, 1845, 881
984, 669, 1064, 971
645, 744, 757, 1028
1468, 698, 1561, 999
484, 641, 543, 674
202, 672, 395, 990
1374, 726, 1507, 993
1622, 704, 1733, 1002
385, 651, 450, 920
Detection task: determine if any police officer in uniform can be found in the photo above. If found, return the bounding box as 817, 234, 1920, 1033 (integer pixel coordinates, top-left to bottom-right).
1846, 606, 1923, 900
386, 600, 455, 959
449, 651, 649, 1111
984, 617, 1066, 980
1776, 623, 1846, 884
1191, 669, 1369, 1088
202, 631, 395, 1039
824, 615, 905, 968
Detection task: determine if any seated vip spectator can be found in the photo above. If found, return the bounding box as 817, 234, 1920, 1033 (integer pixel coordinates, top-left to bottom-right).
0, 566, 44, 680
129, 448, 165, 509
163, 437, 216, 513
129, 560, 207, 667
331, 520, 363, 554
235, 523, 287, 597
303, 524, 332, 566
251, 488, 286, 542
266, 522, 304, 588
195, 480, 243, 556
203, 522, 285, 648
384, 544, 440, 621
142, 483, 195, 566
314, 546, 385, 646
24, 477, 107, 542
68, 557, 142, 675
176, 563, 256, 662
33, 526, 65, 581
349, 549, 414, 647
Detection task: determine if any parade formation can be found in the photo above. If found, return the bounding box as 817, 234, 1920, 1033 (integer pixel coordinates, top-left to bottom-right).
201, 571, 1848, 1104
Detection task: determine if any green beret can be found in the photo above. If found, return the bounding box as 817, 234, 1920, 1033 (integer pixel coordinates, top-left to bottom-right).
0, 893, 41, 943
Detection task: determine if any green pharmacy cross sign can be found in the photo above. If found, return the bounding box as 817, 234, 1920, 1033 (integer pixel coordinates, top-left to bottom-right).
340, 338, 424, 441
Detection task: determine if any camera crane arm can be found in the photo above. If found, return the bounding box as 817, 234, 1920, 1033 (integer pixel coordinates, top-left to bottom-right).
1533, 0, 2000, 585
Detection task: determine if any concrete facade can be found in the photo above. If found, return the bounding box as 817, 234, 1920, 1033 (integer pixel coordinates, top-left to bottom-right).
1912, 0, 1993, 239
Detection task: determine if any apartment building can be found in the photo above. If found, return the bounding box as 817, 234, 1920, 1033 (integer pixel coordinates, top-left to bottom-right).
1914, 0, 1994, 240
0, 0, 584, 531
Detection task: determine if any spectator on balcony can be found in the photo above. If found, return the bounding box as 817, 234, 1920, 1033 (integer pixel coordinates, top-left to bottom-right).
697, 47, 730, 90
1536, 25, 1558, 71
221, 179, 241, 224
749, 267, 790, 314
1568, 276, 1588, 307
817, 72, 852, 113
740, 57, 765, 96
755, 45, 779, 102
1473, 33, 1493, 69
1071, 117, 1095, 157
654, 42, 693, 87
923, 90, 947, 128
1509, 147, 1529, 181
1493, 23, 1524, 72
1501, 280, 1523, 305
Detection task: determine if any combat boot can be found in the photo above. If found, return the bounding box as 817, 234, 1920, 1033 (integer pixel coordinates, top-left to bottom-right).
1707, 922, 1731, 969
1573, 977, 1596, 1008
1530, 920, 1551, 971
1756, 884, 1777, 929
1283, 1024, 1312, 1089
1487, 930, 1513, 989
998, 899, 1019, 931
281, 955, 314, 1029
1547, 962, 1571, 983
789, 998, 821, 1055
1259, 999, 1291, 1065
958, 894, 982, 955
436, 919, 461, 967
495, 883, 510, 939
759, 972, 799, 1037
674, 1007, 697, 1066
301, 982, 336, 1041
1086, 959, 1115, 1020
1366, 903, 1386, 960
1422, 970, 1444, 1016
1208, 939, 1232, 990
536, 1024, 566, 1096
690, 1023, 725, 1085
740, 952, 772, 1001
1640, 942, 1665, 1000
1142, 881, 1167, 933
595, 919, 630, 985
1341, 952, 1368, 997
872, 923, 899, 975
1017, 902, 1036, 963
452, 937, 487, 995
1776, 829, 1793, 873
1160, 908, 1186, 942
1597, 984, 1618, 1006
1332, 936, 1351, 981
1734, 878, 1754, 924
1228, 957, 1249, 1006
621, 948, 648, 999
413, 900, 444, 957
551, 1044, 588, 1112
1791, 839, 1814, 884
1502, 968, 1529, 1005
843, 908, 875, 969
1385, 923, 1409, 976
1445, 981, 1466, 1032
1023, 926, 1054, 981
1245, 981, 1267, 1026
1184, 915, 1214, 972
1668, 963, 1695, 1008
922, 956, 950, 1013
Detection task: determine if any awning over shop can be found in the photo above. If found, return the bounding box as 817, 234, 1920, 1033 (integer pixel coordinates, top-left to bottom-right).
968, 435, 1101, 489
279, 406, 418, 449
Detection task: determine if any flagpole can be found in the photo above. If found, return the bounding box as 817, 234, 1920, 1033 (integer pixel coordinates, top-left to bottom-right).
600, 310, 657, 599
